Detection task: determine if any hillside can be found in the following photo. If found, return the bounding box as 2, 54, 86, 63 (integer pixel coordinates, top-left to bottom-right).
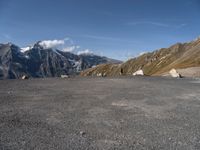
81, 38, 200, 77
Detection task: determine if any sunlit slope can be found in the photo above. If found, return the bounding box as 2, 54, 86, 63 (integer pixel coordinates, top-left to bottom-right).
81, 38, 200, 76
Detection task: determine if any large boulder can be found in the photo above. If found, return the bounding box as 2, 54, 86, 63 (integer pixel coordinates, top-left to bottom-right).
133, 70, 144, 76
21, 75, 29, 80
169, 69, 181, 78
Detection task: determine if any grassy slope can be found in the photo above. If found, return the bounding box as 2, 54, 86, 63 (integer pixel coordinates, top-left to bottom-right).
81, 38, 200, 76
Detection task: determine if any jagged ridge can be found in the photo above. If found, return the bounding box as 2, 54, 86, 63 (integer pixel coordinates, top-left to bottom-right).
0, 42, 121, 79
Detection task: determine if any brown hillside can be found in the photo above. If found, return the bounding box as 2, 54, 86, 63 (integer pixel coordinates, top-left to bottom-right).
81, 38, 200, 77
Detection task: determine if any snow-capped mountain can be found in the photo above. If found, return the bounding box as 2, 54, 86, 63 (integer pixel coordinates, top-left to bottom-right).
0, 42, 122, 79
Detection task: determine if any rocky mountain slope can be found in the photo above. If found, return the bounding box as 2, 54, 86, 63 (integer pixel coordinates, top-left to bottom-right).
0, 42, 121, 79
81, 38, 200, 77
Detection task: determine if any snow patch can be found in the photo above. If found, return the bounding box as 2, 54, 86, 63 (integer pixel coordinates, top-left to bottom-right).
77, 49, 93, 55
25, 55, 30, 59
68, 59, 82, 71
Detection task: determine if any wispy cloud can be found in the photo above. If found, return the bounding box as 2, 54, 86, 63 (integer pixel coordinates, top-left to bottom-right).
77, 49, 93, 55
83, 35, 120, 41
128, 21, 169, 27
175, 23, 187, 28
2, 34, 12, 40
37, 38, 80, 53
100, 11, 114, 16
128, 21, 187, 28
81, 34, 139, 43
138, 51, 147, 56
63, 45, 80, 52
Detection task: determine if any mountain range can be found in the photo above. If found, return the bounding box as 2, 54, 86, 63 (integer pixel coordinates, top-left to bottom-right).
81, 37, 200, 77
1, 37, 200, 79
0, 42, 121, 79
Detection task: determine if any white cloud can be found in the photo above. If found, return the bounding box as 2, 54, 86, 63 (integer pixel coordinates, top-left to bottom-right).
77, 49, 93, 55
3, 34, 12, 39
38, 38, 81, 53
128, 21, 170, 27
21, 38, 97, 56
128, 21, 187, 28
39, 40, 65, 49
62, 46, 80, 52
138, 51, 147, 56
81, 34, 139, 43
21, 46, 33, 52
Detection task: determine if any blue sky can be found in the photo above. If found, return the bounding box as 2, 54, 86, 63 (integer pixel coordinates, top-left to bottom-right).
0, 0, 200, 60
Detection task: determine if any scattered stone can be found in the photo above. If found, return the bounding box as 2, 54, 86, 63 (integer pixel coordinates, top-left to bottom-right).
133, 70, 144, 76
97, 72, 107, 77
21, 75, 29, 80
61, 75, 69, 78
80, 131, 86, 136
7, 91, 12, 95
169, 69, 182, 78
97, 73, 102, 77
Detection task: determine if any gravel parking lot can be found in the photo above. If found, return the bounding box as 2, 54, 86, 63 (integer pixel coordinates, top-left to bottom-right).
0, 77, 200, 150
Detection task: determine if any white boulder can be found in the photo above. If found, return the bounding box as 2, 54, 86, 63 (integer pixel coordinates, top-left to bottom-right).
61, 75, 69, 78
169, 69, 181, 78
97, 72, 107, 77
21, 75, 29, 80
133, 70, 144, 76
97, 73, 102, 77
103, 73, 107, 77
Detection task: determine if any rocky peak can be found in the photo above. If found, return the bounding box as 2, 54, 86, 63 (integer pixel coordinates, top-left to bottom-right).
33, 41, 45, 50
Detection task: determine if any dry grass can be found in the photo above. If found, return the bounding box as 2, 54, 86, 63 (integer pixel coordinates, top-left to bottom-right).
81, 39, 200, 77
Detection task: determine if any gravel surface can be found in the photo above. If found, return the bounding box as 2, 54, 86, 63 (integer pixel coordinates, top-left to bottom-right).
177, 67, 200, 77
0, 77, 200, 150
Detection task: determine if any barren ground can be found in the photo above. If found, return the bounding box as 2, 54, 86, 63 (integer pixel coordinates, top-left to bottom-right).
0, 77, 200, 150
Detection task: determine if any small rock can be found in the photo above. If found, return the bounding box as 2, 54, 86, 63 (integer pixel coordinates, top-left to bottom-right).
97, 73, 102, 77
7, 91, 12, 94
21, 75, 29, 80
80, 131, 86, 136
133, 69, 144, 76
61, 75, 69, 78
